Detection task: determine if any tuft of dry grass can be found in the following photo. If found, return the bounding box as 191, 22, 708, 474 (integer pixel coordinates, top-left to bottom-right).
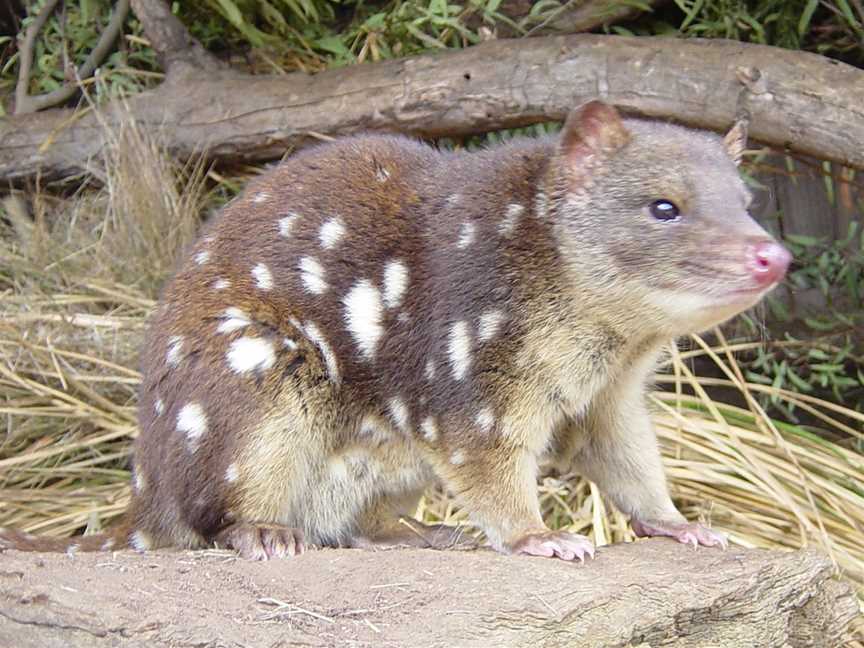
0, 110, 861, 641
1, 106, 206, 536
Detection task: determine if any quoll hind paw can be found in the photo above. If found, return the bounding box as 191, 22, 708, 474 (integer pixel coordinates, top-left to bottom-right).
216, 522, 305, 560
632, 518, 728, 549
508, 530, 595, 562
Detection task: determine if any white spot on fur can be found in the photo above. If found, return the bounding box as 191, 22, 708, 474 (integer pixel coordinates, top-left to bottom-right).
457, 222, 476, 249
397, 312, 410, 324
425, 359, 436, 380
388, 397, 409, 433
176, 403, 208, 450
328, 456, 349, 481
253, 191, 270, 204
130, 530, 152, 552
446, 193, 461, 206
500, 203, 524, 236
227, 337, 276, 374
283, 337, 297, 350
450, 450, 465, 466
376, 166, 391, 182
383, 260, 408, 309
279, 212, 299, 237
304, 321, 340, 384
213, 278, 230, 290
225, 463, 239, 483
154, 398, 165, 416
475, 407, 495, 433
166, 336, 183, 367
447, 321, 472, 381
420, 416, 438, 442
319, 216, 346, 249
299, 256, 327, 294
252, 263, 273, 290
134, 470, 146, 493
344, 280, 384, 360
217, 307, 251, 334
477, 309, 504, 343
535, 192, 548, 218
66, 543, 80, 557
101, 538, 115, 551
359, 414, 391, 443
195, 250, 210, 265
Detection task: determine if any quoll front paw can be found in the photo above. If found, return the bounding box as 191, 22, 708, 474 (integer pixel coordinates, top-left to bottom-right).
508, 530, 595, 562
216, 522, 306, 560
632, 518, 727, 549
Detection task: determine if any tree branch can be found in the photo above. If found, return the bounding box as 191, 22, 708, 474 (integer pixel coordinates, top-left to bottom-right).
2, 34, 863, 185
129, 0, 225, 79
13, 0, 60, 114
14, 0, 130, 115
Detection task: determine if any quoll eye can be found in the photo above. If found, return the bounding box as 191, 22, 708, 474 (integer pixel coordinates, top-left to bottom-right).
649, 199, 680, 221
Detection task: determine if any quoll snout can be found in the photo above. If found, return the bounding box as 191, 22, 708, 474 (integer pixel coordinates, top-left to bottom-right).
748, 240, 792, 287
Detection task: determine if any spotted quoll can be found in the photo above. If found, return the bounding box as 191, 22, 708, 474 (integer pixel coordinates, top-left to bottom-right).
0, 102, 791, 561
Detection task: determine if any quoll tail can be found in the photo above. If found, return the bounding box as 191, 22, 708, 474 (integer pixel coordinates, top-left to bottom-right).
0, 522, 130, 554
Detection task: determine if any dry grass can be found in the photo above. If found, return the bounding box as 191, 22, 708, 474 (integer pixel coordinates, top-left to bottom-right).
0, 106, 205, 535
0, 111, 862, 641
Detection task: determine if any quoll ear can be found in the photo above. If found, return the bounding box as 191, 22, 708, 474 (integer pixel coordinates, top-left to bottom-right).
559, 101, 630, 164
723, 119, 748, 166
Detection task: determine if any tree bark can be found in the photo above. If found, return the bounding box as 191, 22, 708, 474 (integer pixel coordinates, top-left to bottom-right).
2, 34, 863, 186
0, 540, 857, 647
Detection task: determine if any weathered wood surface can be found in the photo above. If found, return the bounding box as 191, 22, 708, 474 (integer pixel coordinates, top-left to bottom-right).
2, 34, 864, 185
0, 539, 857, 647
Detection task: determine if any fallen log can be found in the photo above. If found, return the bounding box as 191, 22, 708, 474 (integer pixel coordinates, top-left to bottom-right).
0, 539, 858, 647
2, 34, 863, 186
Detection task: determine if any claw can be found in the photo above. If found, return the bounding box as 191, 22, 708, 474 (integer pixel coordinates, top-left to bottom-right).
633, 518, 727, 550
215, 522, 306, 560
508, 530, 595, 562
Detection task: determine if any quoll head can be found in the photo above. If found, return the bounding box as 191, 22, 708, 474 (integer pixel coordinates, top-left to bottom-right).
548, 101, 791, 335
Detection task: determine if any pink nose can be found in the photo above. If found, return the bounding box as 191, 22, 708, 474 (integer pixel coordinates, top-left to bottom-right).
749, 241, 792, 286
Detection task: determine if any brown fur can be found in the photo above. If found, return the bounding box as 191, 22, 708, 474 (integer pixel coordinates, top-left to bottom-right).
0, 102, 787, 559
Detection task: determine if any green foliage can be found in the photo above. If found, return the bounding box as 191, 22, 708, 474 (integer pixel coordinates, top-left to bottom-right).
784, 221, 864, 321
2, 0, 159, 113
743, 336, 863, 420
738, 222, 864, 419
5, 0, 862, 113
612, 0, 863, 64
177, 0, 535, 67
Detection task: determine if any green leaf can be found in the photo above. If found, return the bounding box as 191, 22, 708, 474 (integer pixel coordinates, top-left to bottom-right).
804, 317, 837, 331
406, 24, 447, 48
315, 35, 351, 56
745, 371, 773, 385
785, 233, 823, 247
677, 0, 705, 31
786, 369, 813, 392
835, 0, 863, 29
810, 363, 844, 373
798, 0, 819, 36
